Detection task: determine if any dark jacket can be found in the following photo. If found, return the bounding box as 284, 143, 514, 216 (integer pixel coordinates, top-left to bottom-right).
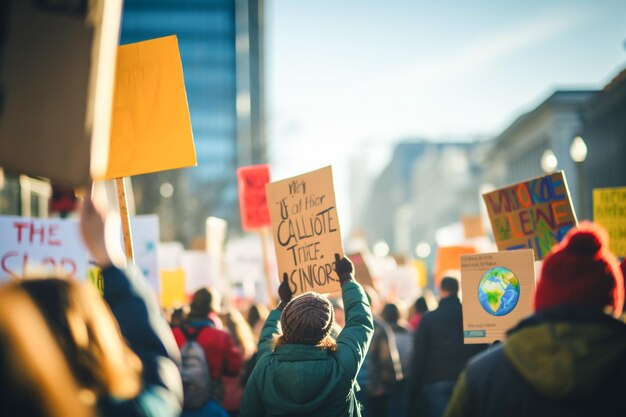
409, 297, 487, 413
98, 265, 183, 417
240, 281, 374, 417
444, 307, 626, 417
368, 319, 412, 393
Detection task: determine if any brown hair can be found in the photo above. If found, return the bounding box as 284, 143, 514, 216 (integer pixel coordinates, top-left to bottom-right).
0, 285, 95, 417
221, 307, 257, 360
272, 334, 338, 352
17, 278, 142, 400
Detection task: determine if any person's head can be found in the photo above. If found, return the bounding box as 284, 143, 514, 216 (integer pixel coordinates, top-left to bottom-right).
17, 278, 142, 400
169, 307, 186, 327
535, 222, 624, 316
0, 284, 95, 417
381, 302, 401, 325
221, 307, 256, 360
440, 277, 459, 299
413, 296, 429, 315
188, 287, 215, 321
275, 292, 336, 351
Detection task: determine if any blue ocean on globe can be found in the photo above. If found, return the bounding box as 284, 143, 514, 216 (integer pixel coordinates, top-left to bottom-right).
477, 266, 520, 316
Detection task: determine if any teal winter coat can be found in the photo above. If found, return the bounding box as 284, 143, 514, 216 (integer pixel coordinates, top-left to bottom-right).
240, 281, 374, 417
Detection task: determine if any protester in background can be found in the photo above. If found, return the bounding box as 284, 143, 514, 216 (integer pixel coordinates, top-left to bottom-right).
408, 296, 429, 331
444, 223, 626, 417
220, 307, 257, 416
172, 287, 243, 414
170, 307, 187, 328
359, 284, 385, 417
11, 195, 183, 417
409, 277, 487, 417
382, 302, 413, 417
0, 285, 95, 417
247, 303, 269, 344
240, 255, 374, 416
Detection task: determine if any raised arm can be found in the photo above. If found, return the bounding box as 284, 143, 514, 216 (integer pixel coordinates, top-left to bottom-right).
257, 273, 293, 358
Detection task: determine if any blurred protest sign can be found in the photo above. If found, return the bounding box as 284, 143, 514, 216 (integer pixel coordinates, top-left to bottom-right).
237, 165, 271, 231
348, 252, 374, 287
434, 245, 476, 287
131, 215, 160, 293
0, 0, 122, 186
483, 172, 577, 260
593, 187, 626, 257
0, 216, 88, 281
378, 265, 421, 305
160, 269, 186, 308
461, 249, 535, 344
267, 166, 343, 295
97, 35, 196, 180
181, 251, 222, 295
462, 215, 485, 239
413, 259, 428, 289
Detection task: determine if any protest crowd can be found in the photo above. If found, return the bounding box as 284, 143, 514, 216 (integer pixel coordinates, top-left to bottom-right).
1, 2, 626, 417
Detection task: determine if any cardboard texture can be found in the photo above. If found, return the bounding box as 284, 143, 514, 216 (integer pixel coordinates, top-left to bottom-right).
434, 245, 476, 286
0, 216, 88, 281
461, 249, 535, 344
160, 269, 186, 308
237, 165, 272, 231
347, 252, 374, 287
266, 166, 343, 295
0, 0, 122, 186
593, 187, 626, 257
99, 35, 196, 179
462, 215, 485, 239
482, 171, 577, 260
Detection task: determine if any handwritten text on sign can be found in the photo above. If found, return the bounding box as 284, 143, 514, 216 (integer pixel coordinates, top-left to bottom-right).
267, 166, 343, 295
237, 164, 271, 231
593, 187, 626, 257
482, 172, 577, 260
0, 216, 88, 280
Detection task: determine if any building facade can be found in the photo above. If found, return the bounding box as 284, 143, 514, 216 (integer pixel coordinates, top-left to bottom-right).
120, 0, 265, 243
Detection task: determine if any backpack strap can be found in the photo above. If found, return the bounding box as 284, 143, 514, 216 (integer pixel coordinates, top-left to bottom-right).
181, 322, 212, 342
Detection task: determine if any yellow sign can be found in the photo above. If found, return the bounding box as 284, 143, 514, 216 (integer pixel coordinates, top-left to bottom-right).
593, 187, 626, 257
98, 35, 196, 179
266, 166, 343, 296
160, 269, 187, 309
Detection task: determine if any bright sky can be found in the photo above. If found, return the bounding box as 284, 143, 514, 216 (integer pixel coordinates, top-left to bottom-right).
266, 0, 626, 229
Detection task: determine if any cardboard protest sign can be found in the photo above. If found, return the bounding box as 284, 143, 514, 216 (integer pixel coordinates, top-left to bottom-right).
267, 166, 343, 295
593, 187, 626, 257
0, 216, 88, 281
434, 245, 476, 287
347, 252, 374, 287
0, 0, 122, 186
461, 249, 535, 344
237, 165, 271, 231
462, 215, 485, 239
97, 35, 196, 179
160, 269, 186, 308
482, 172, 577, 260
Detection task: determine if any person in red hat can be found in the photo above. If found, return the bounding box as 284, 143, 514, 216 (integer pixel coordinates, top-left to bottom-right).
444, 222, 626, 417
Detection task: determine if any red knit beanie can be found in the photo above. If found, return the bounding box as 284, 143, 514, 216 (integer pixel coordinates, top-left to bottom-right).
534, 222, 624, 316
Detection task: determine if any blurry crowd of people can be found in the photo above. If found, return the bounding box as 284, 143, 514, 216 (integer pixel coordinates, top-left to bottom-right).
1, 192, 625, 417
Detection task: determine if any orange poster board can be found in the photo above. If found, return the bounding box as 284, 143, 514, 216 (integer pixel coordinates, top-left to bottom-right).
266, 166, 343, 295
97, 35, 196, 179
434, 245, 476, 286
482, 171, 577, 260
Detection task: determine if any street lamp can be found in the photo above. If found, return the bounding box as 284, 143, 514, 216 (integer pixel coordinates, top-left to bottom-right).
540, 149, 558, 173
570, 136, 588, 219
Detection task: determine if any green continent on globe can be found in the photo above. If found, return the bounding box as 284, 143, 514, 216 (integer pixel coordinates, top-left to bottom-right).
482, 280, 505, 313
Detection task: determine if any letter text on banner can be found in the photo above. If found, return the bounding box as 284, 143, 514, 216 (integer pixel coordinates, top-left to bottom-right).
482, 171, 577, 260
266, 166, 343, 295
97, 35, 196, 179
460, 249, 535, 344
237, 165, 271, 231
593, 187, 626, 257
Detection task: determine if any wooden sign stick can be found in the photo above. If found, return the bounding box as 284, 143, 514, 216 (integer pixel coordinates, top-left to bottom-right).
259, 227, 275, 305
115, 178, 135, 263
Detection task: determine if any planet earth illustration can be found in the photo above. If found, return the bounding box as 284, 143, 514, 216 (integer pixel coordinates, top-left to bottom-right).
478, 266, 520, 316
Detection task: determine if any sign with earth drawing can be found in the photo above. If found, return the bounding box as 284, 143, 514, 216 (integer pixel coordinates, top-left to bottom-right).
482, 171, 577, 260
460, 249, 535, 344
266, 166, 343, 296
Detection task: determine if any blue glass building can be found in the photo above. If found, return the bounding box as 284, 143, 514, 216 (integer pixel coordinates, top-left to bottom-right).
120, 0, 265, 243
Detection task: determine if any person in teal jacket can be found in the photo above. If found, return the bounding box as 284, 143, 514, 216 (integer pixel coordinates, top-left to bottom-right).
240, 254, 374, 416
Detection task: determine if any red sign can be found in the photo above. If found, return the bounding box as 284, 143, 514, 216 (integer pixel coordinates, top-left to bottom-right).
237, 165, 271, 231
